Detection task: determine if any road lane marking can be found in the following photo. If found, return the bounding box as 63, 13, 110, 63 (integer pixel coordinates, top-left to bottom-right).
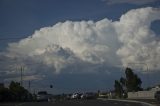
0, 104, 12, 106
114, 102, 118, 105
15, 103, 25, 106
0, 103, 25, 106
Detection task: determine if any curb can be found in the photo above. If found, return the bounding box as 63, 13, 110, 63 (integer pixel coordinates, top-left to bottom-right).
98, 98, 156, 106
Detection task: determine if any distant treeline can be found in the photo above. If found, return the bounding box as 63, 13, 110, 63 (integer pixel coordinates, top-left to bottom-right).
0, 81, 34, 102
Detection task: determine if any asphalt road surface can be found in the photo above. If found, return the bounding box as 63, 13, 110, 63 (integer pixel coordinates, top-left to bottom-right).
0, 100, 145, 106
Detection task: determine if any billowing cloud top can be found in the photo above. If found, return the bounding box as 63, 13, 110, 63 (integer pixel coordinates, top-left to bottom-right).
4, 7, 160, 75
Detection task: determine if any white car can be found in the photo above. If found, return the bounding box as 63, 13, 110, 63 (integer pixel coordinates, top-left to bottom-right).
37, 91, 50, 102
71, 93, 80, 99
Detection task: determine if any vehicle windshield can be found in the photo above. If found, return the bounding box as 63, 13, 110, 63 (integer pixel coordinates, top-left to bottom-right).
38, 91, 47, 95
0, 0, 160, 106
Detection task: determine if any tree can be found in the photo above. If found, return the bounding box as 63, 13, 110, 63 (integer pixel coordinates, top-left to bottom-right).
114, 80, 123, 98
0, 85, 12, 102
120, 77, 126, 89
114, 67, 142, 98
125, 67, 142, 92
9, 81, 31, 101
0, 81, 33, 102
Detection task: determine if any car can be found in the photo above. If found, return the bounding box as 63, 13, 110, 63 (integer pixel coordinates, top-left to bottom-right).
71, 93, 79, 99
70, 93, 82, 99
66, 94, 72, 100
82, 92, 97, 99
37, 91, 49, 102
155, 91, 160, 101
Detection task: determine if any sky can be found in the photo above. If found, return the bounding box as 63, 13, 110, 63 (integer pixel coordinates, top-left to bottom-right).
0, 0, 160, 94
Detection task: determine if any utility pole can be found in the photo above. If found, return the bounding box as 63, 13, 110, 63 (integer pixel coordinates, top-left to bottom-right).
20, 66, 24, 87
28, 80, 31, 92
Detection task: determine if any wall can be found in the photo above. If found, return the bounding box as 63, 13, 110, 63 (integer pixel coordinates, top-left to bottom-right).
128, 91, 155, 99
128, 86, 160, 99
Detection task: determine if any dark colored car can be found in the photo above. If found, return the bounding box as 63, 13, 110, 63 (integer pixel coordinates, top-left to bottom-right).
155, 91, 160, 101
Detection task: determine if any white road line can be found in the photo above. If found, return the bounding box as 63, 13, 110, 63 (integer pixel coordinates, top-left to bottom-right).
114, 102, 118, 105
15, 103, 25, 106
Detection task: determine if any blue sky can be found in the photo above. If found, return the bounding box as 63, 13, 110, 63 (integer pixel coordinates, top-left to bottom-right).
1, 0, 159, 37
0, 0, 160, 94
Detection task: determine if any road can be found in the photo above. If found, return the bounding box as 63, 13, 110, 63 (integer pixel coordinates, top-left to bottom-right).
0, 100, 144, 106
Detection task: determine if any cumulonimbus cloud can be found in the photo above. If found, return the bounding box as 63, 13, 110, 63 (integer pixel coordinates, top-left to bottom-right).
115, 7, 160, 71
3, 7, 160, 74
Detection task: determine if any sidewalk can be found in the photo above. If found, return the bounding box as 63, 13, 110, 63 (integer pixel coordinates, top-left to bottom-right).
127, 99, 160, 106
99, 98, 160, 106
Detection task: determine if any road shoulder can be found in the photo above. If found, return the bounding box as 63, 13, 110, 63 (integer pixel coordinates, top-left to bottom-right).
98, 98, 156, 106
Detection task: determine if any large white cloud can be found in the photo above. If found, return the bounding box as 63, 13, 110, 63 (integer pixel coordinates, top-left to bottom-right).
3, 7, 160, 75
115, 7, 160, 71
5, 19, 120, 73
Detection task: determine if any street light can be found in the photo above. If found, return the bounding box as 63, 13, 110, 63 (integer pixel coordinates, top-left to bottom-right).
50, 85, 53, 88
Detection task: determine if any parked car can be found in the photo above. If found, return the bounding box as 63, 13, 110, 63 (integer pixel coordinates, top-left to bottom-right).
70, 93, 82, 99
37, 91, 49, 102
155, 91, 160, 101
71, 93, 79, 99
82, 92, 97, 99
66, 94, 72, 100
